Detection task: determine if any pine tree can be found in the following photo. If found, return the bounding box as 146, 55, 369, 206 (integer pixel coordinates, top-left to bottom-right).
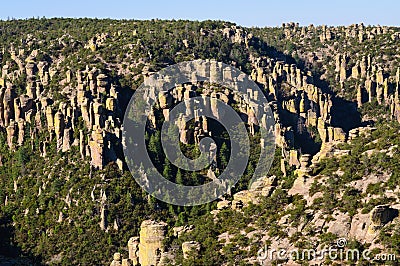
163, 160, 172, 180
176, 169, 183, 184
220, 142, 229, 169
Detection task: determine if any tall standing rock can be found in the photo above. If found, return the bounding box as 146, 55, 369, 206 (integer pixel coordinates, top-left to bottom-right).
376, 67, 384, 85
96, 73, 108, 94
128, 237, 140, 266
89, 126, 105, 169
62, 128, 72, 152
17, 118, 25, 146
46, 106, 54, 132
351, 63, 360, 79
138, 220, 167, 266
339, 60, 347, 82
357, 85, 364, 107
3, 85, 15, 126
365, 77, 376, 102
6, 120, 16, 149
54, 111, 65, 150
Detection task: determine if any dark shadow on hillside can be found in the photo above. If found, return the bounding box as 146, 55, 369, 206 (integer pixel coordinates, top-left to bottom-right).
0, 214, 43, 266
279, 109, 322, 155
251, 36, 362, 131
330, 97, 361, 131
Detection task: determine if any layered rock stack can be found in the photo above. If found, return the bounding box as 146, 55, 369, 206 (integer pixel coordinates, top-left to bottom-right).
110, 220, 168, 266
348, 58, 400, 123
368, 205, 398, 234
3, 25, 390, 179
246, 47, 347, 169
138, 220, 168, 266
128, 237, 140, 265
0, 46, 123, 169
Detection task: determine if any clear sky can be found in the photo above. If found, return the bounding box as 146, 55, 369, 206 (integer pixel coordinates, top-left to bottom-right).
0, 0, 399, 27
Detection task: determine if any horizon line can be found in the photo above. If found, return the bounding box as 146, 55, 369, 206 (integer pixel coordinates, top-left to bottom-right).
0, 16, 398, 28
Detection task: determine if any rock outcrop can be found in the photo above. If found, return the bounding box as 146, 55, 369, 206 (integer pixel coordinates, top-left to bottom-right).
109, 220, 168, 266
368, 205, 399, 233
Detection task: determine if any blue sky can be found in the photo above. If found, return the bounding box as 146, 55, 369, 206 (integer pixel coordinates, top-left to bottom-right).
0, 0, 399, 27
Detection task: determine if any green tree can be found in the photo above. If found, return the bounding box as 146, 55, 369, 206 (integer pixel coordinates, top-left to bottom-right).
176, 169, 183, 184
219, 142, 229, 169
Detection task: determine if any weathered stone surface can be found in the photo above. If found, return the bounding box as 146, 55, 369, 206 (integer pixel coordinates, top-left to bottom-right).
16, 118, 25, 146
368, 205, 398, 234
357, 85, 364, 107
128, 237, 140, 265
172, 225, 194, 238
121, 259, 132, 266
217, 199, 231, 210
3, 86, 15, 126
182, 241, 200, 259
231, 176, 276, 209
110, 253, 122, 266
317, 117, 327, 143
100, 204, 107, 231
138, 220, 167, 266
370, 205, 399, 226
46, 106, 54, 131
106, 97, 116, 112
62, 128, 72, 152
25, 62, 36, 77
6, 120, 16, 149
158, 91, 172, 109
89, 127, 104, 169
326, 211, 351, 237
351, 63, 360, 79
294, 154, 312, 178
289, 149, 300, 167
54, 111, 65, 150
96, 73, 108, 93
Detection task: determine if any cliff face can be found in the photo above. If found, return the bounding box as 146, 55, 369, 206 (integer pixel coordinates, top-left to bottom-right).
0, 19, 399, 265
1, 61, 122, 169
3, 21, 399, 174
